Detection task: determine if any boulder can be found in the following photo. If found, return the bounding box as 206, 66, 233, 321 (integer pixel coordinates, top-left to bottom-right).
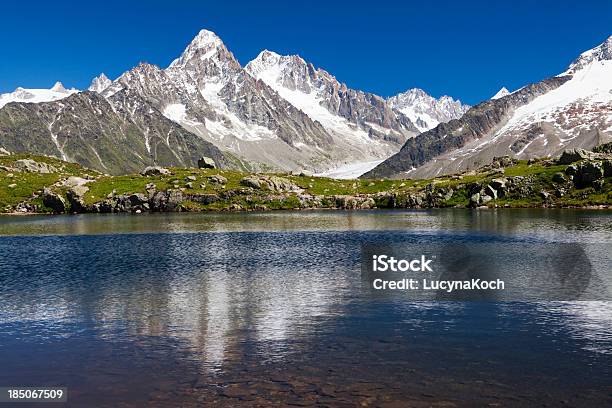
593, 179, 605, 191
141, 166, 171, 176
558, 148, 593, 165
574, 161, 604, 188
208, 175, 228, 184
564, 164, 578, 177
469, 193, 481, 207
149, 189, 182, 211
188, 193, 220, 205
360, 197, 376, 209
166, 189, 183, 211
14, 159, 57, 173
197, 157, 216, 169
335, 195, 359, 209
0, 147, 10, 156
603, 160, 612, 177
266, 176, 301, 192
186, 175, 197, 181
92, 200, 114, 213
67, 185, 89, 213
443, 189, 454, 201
552, 172, 566, 183
64, 176, 89, 188
240, 176, 261, 189
128, 193, 148, 207
239, 175, 301, 192
145, 183, 157, 198
150, 191, 167, 211
490, 156, 517, 169
490, 178, 507, 193
42, 188, 66, 213
484, 185, 498, 200
481, 195, 493, 204
593, 142, 612, 154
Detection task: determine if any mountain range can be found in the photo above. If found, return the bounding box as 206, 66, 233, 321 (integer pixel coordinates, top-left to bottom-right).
0, 31, 609, 179
0, 29, 467, 175
364, 36, 612, 178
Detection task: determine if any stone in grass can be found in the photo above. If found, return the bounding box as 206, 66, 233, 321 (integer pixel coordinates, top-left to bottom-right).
208, 175, 227, 184
141, 166, 171, 176
552, 172, 566, 183
197, 157, 216, 169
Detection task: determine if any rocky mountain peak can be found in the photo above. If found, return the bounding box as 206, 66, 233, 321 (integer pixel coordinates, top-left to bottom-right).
190, 29, 223, 49
50, 81, 67, 93
388, 88, 469, 132
491, 87, 510, 99
168, 29, 234, 69
565, 35, 612, 74
246, 50, 310, 79
88, 73, 112, 93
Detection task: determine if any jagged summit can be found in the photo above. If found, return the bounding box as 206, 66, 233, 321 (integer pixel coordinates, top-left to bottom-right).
366, 35, 612, 179
246, 47, 418, 150
50, 81, 67, 93
491, 87, 510, 99
168, 29, 228, 68
388, 88, 469, 132
88, 73, 112, 93
565, 35, 612, 74
245, 50, 314, 87
189, 29, 223, 49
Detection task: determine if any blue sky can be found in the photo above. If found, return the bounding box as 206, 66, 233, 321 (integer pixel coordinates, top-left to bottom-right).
1, 0, 610, 104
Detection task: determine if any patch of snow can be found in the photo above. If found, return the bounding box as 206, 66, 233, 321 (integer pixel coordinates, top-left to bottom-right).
497, 60, 612, 136
255, 68, 373, 142
163, 103, 187, 122
88, 73, 112, 93
316, 159, 385, 179
396, 107, 439, 132
491, 87, 510, 100
0, 83, 79, 109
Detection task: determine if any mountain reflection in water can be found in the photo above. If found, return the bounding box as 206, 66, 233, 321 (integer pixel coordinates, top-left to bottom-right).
0, 210, 611, 406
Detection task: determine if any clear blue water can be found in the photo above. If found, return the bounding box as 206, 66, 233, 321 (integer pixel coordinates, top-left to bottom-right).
0, 210, 611, 406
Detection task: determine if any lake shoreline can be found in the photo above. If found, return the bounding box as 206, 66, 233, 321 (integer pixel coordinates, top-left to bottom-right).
4, 202, 612, 216
2, 151, 611, 215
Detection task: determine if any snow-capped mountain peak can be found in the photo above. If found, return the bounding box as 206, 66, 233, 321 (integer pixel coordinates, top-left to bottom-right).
50, 81, 68, 93
88, 73, 112, 93
168, 29, 229, 69
189, 29, 223, 49
491, 87, 510, 99
0, 82, 79, 109
565, 35, 612, 74
388, 88, 469, 132
246, 49, 417, 142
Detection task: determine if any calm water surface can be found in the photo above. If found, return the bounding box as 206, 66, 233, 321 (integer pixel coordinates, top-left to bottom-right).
0, 209, 611, 407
